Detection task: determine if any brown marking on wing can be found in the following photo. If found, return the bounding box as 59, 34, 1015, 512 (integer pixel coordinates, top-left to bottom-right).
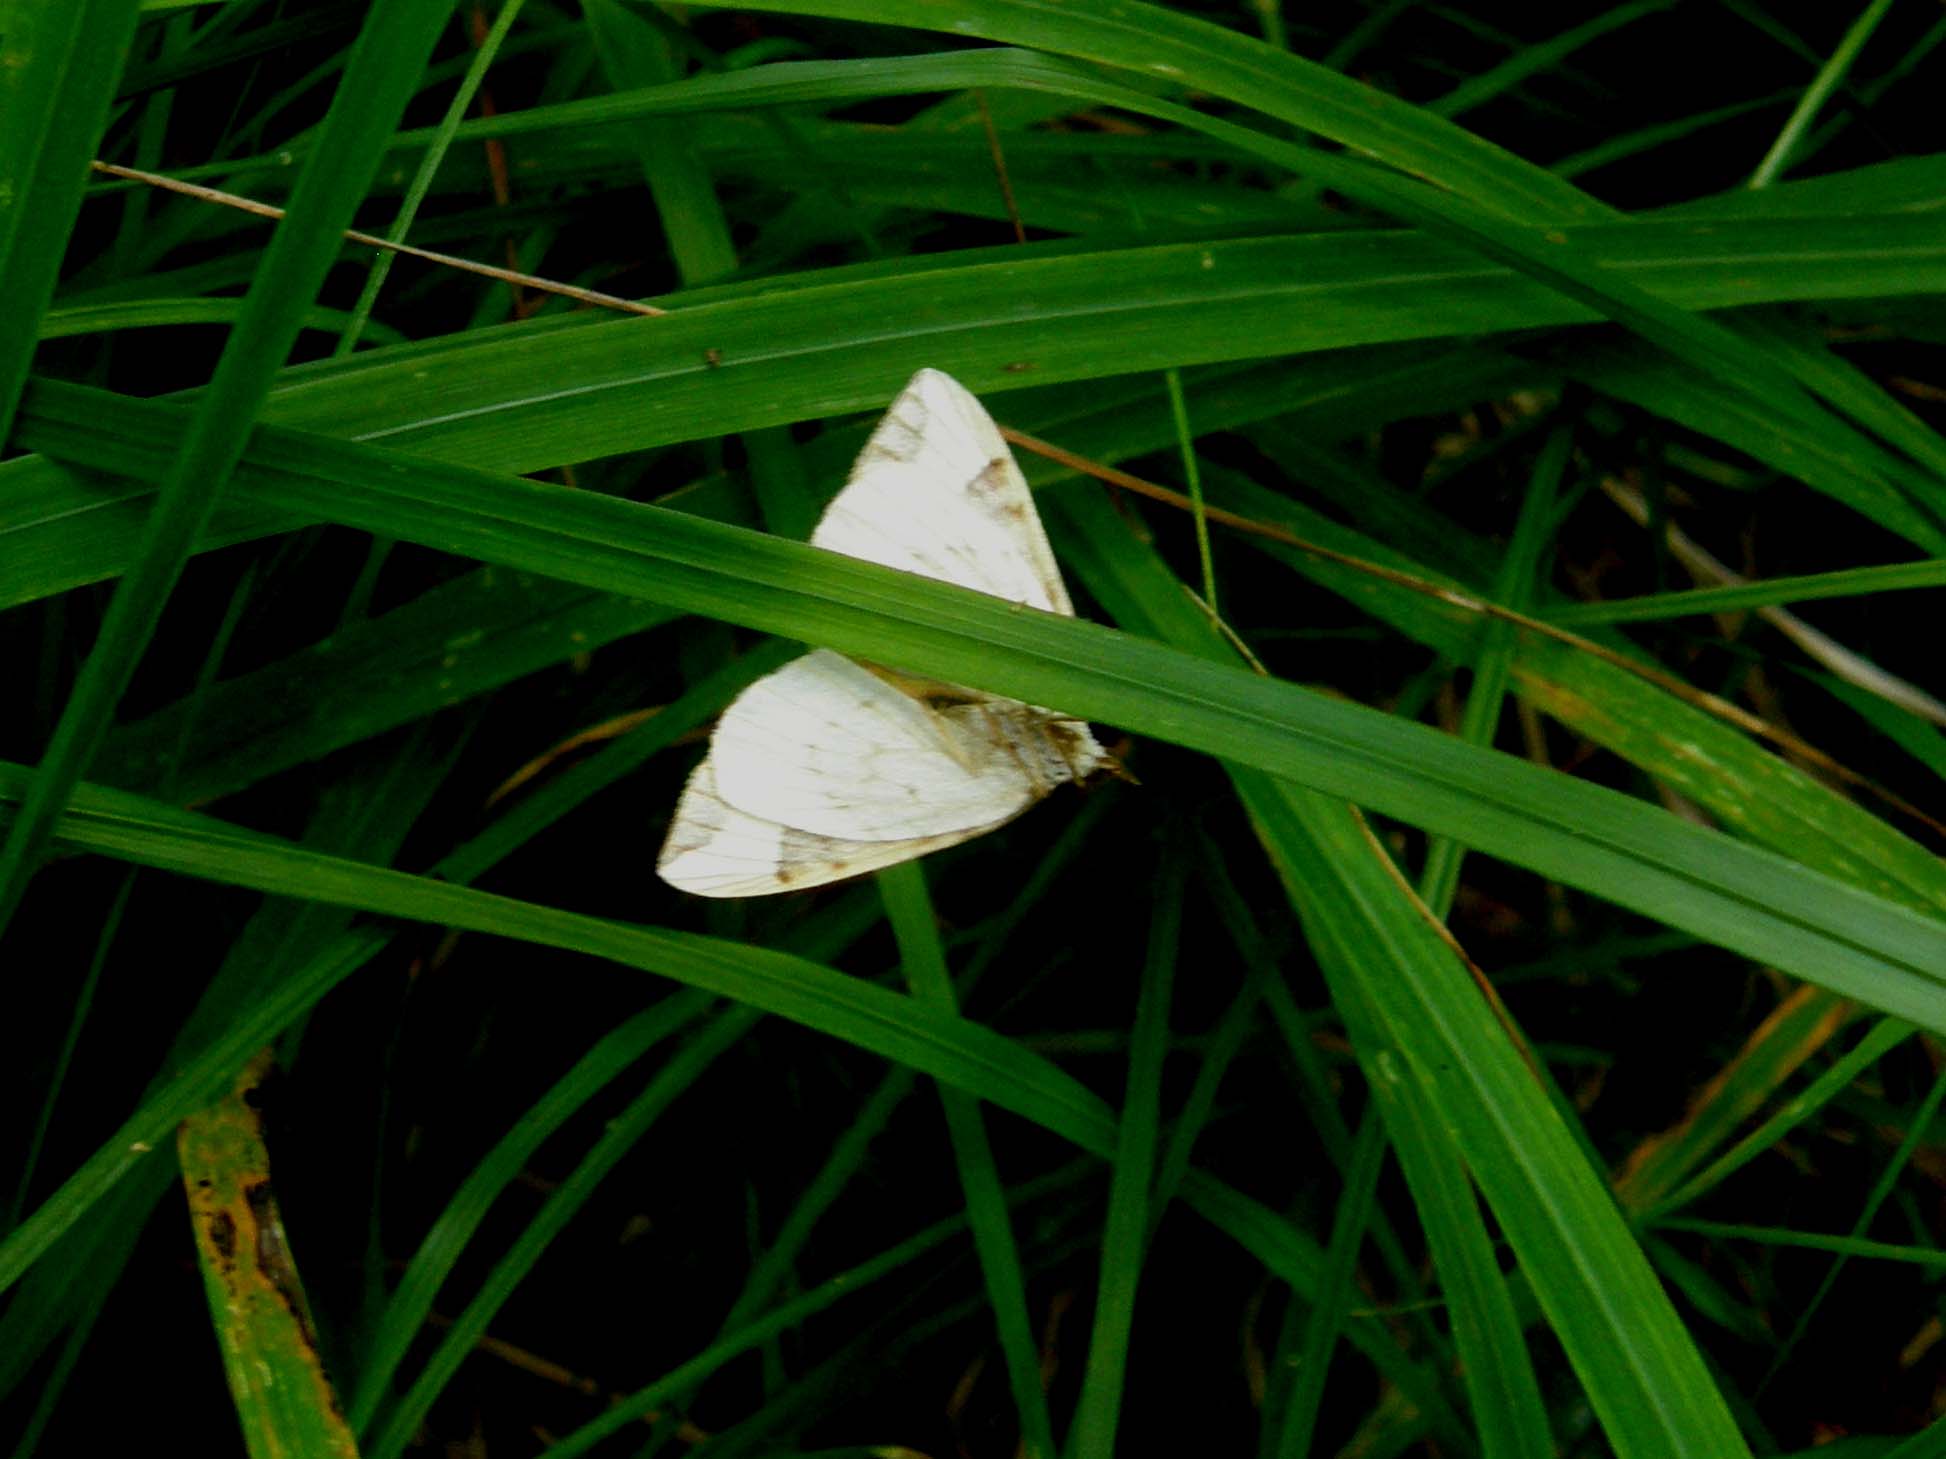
968, 457, 1028, 521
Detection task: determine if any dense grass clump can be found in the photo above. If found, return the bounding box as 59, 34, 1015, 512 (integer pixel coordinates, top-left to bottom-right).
3, 2, 1945, 1455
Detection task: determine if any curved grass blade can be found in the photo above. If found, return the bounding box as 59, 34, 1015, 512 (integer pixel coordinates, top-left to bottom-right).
1196, 466, 1946, 917
0, 768, 1467, 1445
0, 764, 1120, 1298
666, 7, 1938, 498
8, 203, 1944, 608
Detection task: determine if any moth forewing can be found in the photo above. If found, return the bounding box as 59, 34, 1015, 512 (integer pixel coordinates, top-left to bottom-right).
811, 370, 1073, 614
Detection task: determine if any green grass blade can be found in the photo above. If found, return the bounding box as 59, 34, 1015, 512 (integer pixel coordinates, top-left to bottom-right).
1747, 0, 1898, 187
1886, 1411, 1946, 1458
881, 862, 1057, 1459
18, 388, 1946, 1030
364, 1005, 762, 1459
346, 991, 715, 1432
93, 568, 684, 802
1347, 979, 1555, 1459
0, 733, 457, 1399
682, 0, 1595, 220
1427, 1, 1678, 122
1267, 1108, 1388, 1459
1254, 785, 1749, 1457
0, 656, 803, 1358
1654, 1218, 1946, 1269
0, 768, 1123, 1296
1198, 465, 1946, 917
1549, 556, 1946, 625
336, 0, 526, 353
0, 759, 1469, 1444
1057, 487, 1553, 1458
1643, 1018, 1916, 1221
1757, 1062, 1946, 1386
0, 0, 144, 443
0, 0, 458, 939
178, 1050, 359, 1459
1615, 989, 1860, 1217
12, 6, 1944, 1445
9, 202, 1946, 603
588, 0, 737, 282
1050, 483, 1747, 1457
9, 553, 256, 1225
38, 297, 406, 343
1417, 423, 1571, 914
667, 5, 1933, 487
529, 1166, 1091, 1459
1067, 853, 1181, 1458
1175, 1172, 1472, 1448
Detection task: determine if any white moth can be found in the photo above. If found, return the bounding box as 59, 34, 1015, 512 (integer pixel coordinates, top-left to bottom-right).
657, 368, 1110, 898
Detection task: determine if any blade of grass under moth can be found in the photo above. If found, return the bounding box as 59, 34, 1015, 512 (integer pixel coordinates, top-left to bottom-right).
17, 384, 1946, 1037
77, 351, 1521, 811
